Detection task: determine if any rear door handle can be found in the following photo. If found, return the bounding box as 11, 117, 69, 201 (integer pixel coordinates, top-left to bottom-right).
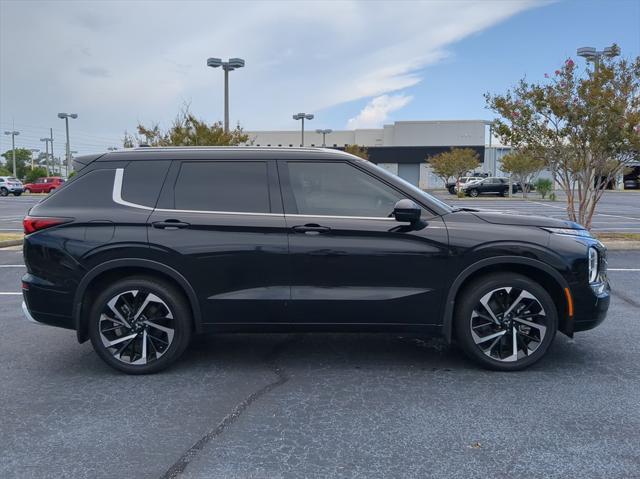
292, 224, 331, 235
152, 220, 190, 230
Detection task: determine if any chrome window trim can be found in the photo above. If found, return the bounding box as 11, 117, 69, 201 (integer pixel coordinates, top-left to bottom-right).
113, 167, 401, 221
285, 213, 395, 221
113, 168, 154, 211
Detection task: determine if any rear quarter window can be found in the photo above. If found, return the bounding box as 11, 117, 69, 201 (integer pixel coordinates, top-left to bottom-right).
39, 169, 116, 208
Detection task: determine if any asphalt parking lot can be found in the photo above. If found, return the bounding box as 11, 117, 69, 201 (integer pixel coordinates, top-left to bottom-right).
0, 245, 639, 478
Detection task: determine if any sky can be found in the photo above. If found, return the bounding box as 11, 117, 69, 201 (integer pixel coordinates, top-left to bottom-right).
0, 0, 639, 157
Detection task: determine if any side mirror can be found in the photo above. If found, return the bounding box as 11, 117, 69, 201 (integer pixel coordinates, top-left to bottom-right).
393, 199, 421, 224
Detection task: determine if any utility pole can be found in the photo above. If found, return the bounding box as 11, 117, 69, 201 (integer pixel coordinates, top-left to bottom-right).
57, 113, 77, 175
3, 130, 20, 177
50, 128, 55, 175
40, 137, 52, 176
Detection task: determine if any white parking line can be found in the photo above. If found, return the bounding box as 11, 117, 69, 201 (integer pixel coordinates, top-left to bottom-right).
0, 292, 21, 295
0, 265, 24, 267
608, 268, 640, 271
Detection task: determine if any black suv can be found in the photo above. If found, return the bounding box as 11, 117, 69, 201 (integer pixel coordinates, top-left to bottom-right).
461, 177, 516, 197
22, 147, 610, 373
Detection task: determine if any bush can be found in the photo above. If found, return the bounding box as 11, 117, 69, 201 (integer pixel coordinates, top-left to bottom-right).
535, 178, 553, 199
25, 167, 48, 183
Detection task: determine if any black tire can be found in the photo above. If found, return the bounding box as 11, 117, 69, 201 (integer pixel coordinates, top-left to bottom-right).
0, 187, 8, 197
448, 186, 456, 195
454, 273, 557, 371
13, 192, 21, 196
88, 276, 192, 374
468, 188, 479, 197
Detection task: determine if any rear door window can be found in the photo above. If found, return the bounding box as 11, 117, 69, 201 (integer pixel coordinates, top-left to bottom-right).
121, 160, 170, 208
173, 161, 270, 213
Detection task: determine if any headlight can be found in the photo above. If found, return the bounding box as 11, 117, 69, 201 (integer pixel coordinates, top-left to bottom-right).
542, 227, 592, 238
588, 247, 599, 283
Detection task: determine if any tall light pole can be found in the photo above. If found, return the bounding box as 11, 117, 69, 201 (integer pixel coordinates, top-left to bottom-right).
3, 130, 19, 176
577, 44, 620, 70
57, 113, 77, 175
315, 128, 332, 147
40, 137, 52, 176
206, 57, 245, 133
29, 149, 40, 169
293, 113, 314, 146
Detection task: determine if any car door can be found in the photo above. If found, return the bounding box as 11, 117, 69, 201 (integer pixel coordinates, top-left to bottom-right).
147, 159, 289, 324
278, 159, 450, 325
33, 178, 44, 193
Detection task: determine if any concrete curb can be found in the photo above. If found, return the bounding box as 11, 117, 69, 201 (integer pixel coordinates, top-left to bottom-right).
601, 241, 640, 251
0, 239, 23, 248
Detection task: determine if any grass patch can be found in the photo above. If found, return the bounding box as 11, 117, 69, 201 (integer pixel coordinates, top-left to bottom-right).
594, 232, 640, 242
0, 233, 23, 242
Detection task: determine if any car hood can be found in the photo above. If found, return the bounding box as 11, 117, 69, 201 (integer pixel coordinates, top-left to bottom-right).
471, 210, 583, 229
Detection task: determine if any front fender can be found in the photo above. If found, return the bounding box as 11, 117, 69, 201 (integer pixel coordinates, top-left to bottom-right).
441, 255, 571, 342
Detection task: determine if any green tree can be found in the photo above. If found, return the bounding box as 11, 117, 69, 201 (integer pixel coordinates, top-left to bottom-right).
123, 106, 249, 147
486, 46, 640, 229
535, 178, 553, 199
428, 148, 480, 190
24, 167, 48, 183
344, 144, 369, 160
1, 148, 32, 179
500, 151, 545, 198
0, 166, 11, 176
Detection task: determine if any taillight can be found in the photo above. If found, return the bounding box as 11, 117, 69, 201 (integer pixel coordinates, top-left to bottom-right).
23, 216, 71, 234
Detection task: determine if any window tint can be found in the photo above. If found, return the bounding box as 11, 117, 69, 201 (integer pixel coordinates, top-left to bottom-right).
40, 169, 116, 208
286, 162, 403, 217
174, 161, 270, 213
122, 160, 170, 207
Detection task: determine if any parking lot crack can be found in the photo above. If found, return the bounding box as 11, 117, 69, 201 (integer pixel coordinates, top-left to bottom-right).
612, 290, 640, 308
160, 335, 295, 479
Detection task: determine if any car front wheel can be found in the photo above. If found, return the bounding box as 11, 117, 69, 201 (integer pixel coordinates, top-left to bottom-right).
454, 273, 557, 371
468, 188, 479, 197
0, 187, 8, 196
88, 276, 192, 374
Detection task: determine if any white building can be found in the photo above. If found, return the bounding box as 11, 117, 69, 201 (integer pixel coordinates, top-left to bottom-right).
246, 120, 512, 188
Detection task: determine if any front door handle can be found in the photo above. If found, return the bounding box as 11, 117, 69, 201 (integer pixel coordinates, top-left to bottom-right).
152, 220, 190, 230
292, 224, 331, 235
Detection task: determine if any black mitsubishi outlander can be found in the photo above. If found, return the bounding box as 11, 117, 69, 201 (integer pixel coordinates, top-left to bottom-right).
21, 147, 610, 374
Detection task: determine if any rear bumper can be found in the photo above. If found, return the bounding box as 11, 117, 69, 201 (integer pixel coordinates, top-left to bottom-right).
22, 274, 75, 330
21, 301, 41, 325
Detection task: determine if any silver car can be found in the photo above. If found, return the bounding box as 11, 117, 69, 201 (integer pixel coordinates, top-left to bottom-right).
0, 176, 24, 196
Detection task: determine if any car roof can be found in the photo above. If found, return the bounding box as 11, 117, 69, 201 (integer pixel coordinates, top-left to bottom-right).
94, 146, 358, 162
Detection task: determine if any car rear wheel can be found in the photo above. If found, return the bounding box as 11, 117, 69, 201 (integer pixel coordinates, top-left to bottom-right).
448, 186, 456, 195
24, 188, 31, 194
454, 273, 557, 371
468, 188, 479, 197
48, 187, 56, 193
88, 276, 192, 374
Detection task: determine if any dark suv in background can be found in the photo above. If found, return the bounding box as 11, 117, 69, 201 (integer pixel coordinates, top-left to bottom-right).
22, 147, 610, 374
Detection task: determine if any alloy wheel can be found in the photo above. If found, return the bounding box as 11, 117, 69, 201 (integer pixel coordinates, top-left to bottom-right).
470, 286, 547, 362
99, 289, 175, 366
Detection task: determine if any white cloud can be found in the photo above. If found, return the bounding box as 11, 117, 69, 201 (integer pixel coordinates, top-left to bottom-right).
347, 94, 413, 129
0, 0, 543, 154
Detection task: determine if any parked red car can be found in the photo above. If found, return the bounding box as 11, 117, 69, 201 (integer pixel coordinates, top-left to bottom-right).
23, 177, 65, 194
